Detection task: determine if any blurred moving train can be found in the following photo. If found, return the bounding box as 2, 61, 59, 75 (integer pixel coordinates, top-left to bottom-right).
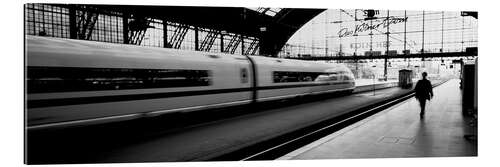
26, 35, 356, 130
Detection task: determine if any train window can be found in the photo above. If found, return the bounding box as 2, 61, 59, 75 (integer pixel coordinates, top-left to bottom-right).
343, 75, 350, 81
329, 74, 338, 81
315, 75, 329, 82
27, 67, 212, 93
273, 71, 324, 83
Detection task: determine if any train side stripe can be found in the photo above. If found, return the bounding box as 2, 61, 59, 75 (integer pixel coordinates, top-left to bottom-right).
27, 82, 353, 108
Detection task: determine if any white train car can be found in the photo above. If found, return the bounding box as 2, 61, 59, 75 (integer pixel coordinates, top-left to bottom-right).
251, 56, 355, 102
26, 36, 355, 130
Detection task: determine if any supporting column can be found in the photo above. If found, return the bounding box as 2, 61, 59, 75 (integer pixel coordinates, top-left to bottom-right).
258, 26, 267, 56
325, 10, 329, 57
241, 35, 245, 55
195, 26, 199, 51
404, 11, 410, 68
163, 18, 168, 48
422, 10, 425, 66
258, 36, 264, 56
122, 12, 129, 44
68, 5, 77, 39
220, 32, 224, 52
384, 10, 389, 81
404, 10, 407, 54
441, 11, 444, 52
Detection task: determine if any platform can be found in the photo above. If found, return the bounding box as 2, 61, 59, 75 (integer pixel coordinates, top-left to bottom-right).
279, 79, 477, 159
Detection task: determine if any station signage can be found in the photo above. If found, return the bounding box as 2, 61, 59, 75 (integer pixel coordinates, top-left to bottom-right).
338, 16, 407, 38
349, 40, 417, 49
350, 41, 390, 49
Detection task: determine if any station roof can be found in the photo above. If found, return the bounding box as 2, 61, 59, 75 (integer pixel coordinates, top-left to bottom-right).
71, 4, 326, 56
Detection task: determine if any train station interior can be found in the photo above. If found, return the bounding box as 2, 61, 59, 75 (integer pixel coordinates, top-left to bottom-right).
3, 1, 499, 167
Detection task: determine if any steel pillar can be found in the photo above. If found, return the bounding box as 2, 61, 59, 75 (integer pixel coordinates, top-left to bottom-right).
122, 12, 129, 44
69, 5, 77, 39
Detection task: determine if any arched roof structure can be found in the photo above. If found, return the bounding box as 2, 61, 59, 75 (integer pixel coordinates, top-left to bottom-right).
65, 4, 326, 56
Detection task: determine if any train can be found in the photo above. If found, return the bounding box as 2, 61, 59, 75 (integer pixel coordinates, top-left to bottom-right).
26, 35, 356, 130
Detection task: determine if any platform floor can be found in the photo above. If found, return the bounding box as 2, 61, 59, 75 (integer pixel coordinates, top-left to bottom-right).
279, 79, 477, 160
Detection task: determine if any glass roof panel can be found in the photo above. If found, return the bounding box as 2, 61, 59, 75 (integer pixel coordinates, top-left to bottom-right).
247, 7, 282, 17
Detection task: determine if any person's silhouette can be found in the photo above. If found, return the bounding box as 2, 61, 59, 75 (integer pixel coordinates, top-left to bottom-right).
414, 72, 434, 118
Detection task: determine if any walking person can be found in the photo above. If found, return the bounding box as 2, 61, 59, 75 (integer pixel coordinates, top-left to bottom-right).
414, 72, 434, 118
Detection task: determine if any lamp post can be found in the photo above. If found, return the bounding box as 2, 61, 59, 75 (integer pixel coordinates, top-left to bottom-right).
373, 73, 376, 96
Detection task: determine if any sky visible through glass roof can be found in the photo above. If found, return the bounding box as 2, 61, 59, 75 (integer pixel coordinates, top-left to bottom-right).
247, 7, 282, 16
280, 9, 477, 58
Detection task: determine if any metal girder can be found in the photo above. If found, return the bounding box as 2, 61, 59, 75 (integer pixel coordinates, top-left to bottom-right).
76, 7, 99, 40
45, 4, 327, 56
168, 24, 189, 49
224, 35, 242, 54
244, 39, 259, 55
259, 8, 326, 56
128, 29, 147, 45
199, 29, 219, 52
62, 5, 326, 57
127, 16, 155, 45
